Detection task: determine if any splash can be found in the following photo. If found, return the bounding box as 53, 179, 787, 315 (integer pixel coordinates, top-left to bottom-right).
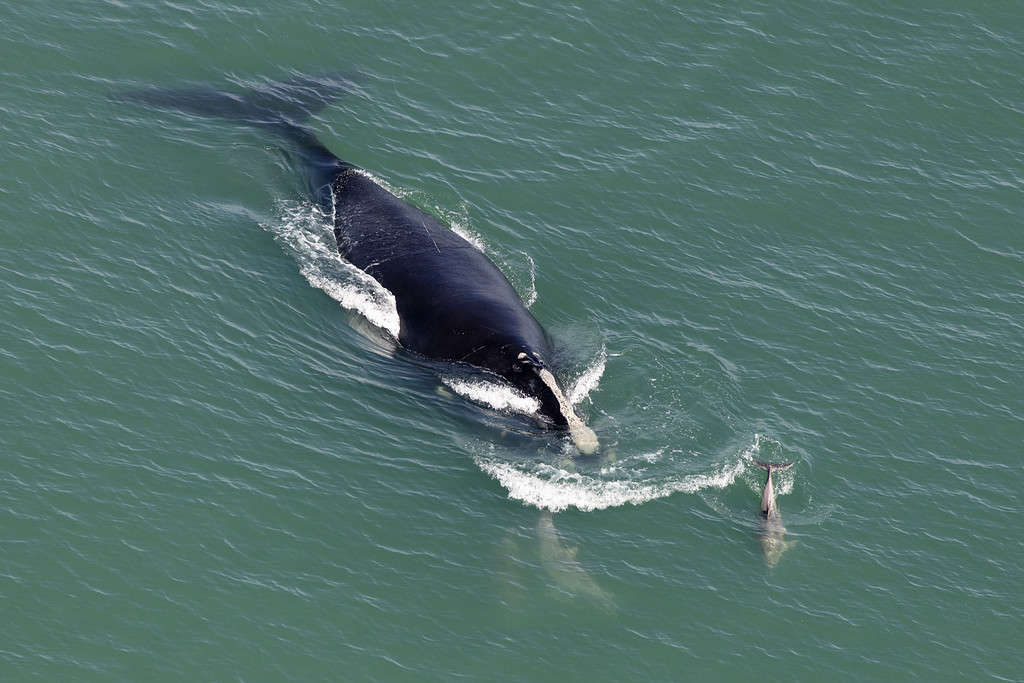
567, 346, 606, 406
521, 252, 537, 308
474, 433, 777, 513
267, 201, 400, 337
476, 457, 749, 513
441, 376, 540, 415
448, 217, 486, 252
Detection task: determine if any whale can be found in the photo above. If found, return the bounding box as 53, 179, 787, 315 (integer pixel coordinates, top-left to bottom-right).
536, 511, 614, 608
754, 460, 795, 567
114, 75, 598, 453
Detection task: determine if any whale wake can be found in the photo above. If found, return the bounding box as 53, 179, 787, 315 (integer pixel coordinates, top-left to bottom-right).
476, 433, 777, 513
268, 201, 401, 337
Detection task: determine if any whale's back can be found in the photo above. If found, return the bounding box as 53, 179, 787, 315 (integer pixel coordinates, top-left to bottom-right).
332, 170, 551, 363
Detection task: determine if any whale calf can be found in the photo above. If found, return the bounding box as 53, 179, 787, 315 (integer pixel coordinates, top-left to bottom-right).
536, 511, 613, 607
115, 75, 598, 453
754, 460, 795, 567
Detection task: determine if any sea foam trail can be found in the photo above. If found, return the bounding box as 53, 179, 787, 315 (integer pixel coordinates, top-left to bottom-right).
475, 458, 749, 512
448, 218, 486, 253
476, 434, 769, 513
268, 202, 401, 337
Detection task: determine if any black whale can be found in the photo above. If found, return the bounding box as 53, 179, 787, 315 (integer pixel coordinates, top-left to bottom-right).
116, 75, 598, 453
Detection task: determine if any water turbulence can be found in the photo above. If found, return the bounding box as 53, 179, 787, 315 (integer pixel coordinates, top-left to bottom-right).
567, 346, 606, 406
270, 199, 569, 429
255, 209, 767, 515
477, 432, 775, 514
441, 376, 541, 415
442, 345, 605, 421
268, 201, 400, 337
516, 252, 538, 308
269, 199, 568, 431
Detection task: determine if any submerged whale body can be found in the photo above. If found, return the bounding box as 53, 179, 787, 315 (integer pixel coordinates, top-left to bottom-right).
115, 75, 598, 453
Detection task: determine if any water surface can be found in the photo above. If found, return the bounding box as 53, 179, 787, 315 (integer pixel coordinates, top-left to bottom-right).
2, 1, 1022, 679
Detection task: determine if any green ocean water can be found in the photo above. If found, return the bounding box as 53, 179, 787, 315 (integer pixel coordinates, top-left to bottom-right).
2, 1, 1022, 680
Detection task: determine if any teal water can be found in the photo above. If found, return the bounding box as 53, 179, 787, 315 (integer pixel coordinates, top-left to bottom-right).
3, 1, 1022, 679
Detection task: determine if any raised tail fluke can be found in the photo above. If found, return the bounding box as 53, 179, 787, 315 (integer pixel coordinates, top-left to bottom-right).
754, 460, 794, 473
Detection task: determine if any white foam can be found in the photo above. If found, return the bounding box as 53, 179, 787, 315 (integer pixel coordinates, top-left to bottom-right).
639, 450, 663, 464
300, 266, 400, 337
521, 252, 537, 308
476, 457, 749, 513
441, 377, 540, 415
267, 202, 400, 337
448, 218, 486, 252
353, 169, 396, 193
567, 346, 606, 405
475, 434, 780, 513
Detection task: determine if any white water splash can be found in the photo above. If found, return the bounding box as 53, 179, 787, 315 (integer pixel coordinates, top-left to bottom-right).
474, 434, 773, 513
441, 376, 540, 415
353, 169, 397, 194
775, 477, 794, 496
476, 457, 749, 513
567, 346, 606, 405
267, 202, 401, 337
448, 217, 486, 252
521, 252, 537, 308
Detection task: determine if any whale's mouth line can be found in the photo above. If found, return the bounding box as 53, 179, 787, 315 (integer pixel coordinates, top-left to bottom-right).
536, 368, 599, 455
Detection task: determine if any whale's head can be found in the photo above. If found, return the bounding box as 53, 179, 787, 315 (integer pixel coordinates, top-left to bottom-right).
506, 350, 599, 455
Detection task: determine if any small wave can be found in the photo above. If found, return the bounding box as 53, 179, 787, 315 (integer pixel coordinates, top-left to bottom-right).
476, 457, 748, 512
476, 433, 774, 512
441, 376, 540, 415
267, 201, 401, 337
448, 217, 486, 252
299, 267, 400, 337
567, 346, 606, 405
521, 252, 537, 308
353, 169, 398, 195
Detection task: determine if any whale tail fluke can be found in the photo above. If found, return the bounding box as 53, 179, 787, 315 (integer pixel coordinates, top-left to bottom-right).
754, 460, 794, 473
111, 72, 359, 129
111, 72, 360, 206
